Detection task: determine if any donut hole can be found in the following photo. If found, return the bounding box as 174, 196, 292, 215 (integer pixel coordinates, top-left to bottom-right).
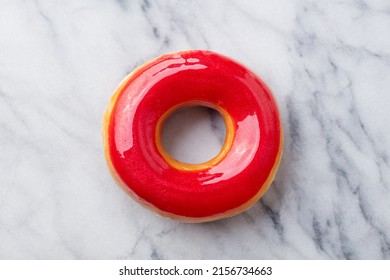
161, 106, 226, 165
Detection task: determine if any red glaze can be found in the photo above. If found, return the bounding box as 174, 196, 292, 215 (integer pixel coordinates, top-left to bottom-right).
105, 50, 282, 220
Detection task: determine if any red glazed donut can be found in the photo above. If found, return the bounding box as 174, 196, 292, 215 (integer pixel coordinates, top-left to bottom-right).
103, 50, 283, 222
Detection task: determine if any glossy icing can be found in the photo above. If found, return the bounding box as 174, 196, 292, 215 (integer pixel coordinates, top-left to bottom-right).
104, 50, 283, 221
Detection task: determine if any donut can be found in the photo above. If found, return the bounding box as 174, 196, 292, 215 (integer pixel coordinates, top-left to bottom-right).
103, 50, 283, 222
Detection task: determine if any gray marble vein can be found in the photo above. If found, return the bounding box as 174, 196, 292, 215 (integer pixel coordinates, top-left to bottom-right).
0, 0, 390, 259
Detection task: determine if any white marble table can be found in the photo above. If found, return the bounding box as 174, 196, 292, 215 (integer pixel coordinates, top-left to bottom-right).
1, 0, 390, 259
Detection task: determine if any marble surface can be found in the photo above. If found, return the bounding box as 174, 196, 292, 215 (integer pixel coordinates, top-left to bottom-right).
1, 0, 390, 260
